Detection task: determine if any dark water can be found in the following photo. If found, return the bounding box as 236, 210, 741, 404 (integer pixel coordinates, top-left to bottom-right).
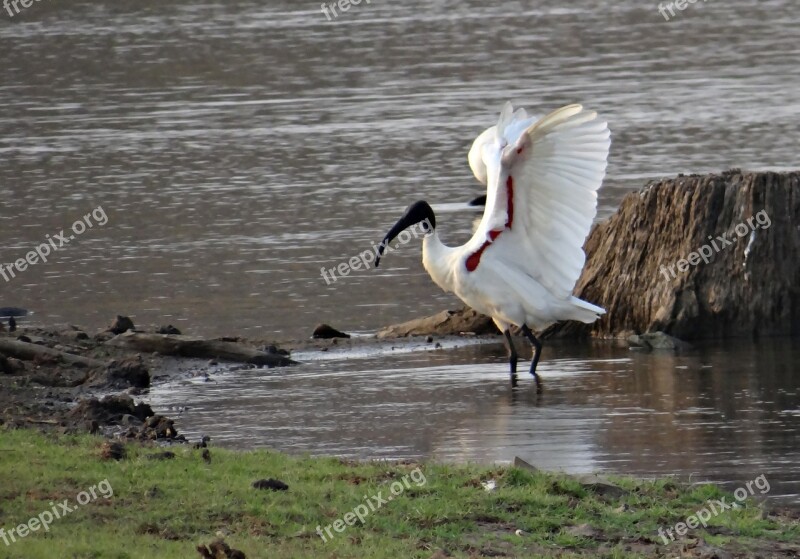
2, 0, 799, 504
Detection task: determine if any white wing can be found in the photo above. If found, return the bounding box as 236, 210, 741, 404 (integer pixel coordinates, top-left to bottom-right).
468, 106, 537, 185
469, 103, 610, 299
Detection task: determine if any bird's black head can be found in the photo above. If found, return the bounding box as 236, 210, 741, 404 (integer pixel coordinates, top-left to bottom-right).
375, 200, 436, 268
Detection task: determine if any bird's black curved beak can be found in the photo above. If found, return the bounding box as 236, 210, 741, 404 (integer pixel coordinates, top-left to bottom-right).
375, 200, 436, 268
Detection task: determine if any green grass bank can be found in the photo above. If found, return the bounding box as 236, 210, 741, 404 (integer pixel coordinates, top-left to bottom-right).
0, 429, 797, 558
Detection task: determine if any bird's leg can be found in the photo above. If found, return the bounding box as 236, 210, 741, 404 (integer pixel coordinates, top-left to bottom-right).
521, 325, 543, 394
502, 329, 518, 388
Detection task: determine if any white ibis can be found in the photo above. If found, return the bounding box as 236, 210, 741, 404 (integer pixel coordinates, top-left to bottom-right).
375, 103, 610, 390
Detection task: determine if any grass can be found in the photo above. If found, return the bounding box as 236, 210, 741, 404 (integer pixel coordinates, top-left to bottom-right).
0, 429, 797, 558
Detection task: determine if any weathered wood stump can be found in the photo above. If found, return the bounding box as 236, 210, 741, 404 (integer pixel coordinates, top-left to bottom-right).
554, 169, 799, 339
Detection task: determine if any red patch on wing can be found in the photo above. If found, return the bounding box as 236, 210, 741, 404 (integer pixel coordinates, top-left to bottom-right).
465, 175, 516, 273
465, 240, 492, 272
467, 229, 503, 271
505, 176, 514, 228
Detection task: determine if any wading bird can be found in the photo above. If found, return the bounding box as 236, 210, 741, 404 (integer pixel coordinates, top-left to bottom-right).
375, 103, 610, 390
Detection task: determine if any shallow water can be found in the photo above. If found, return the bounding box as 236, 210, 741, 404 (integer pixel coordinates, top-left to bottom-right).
2, 0, 799, 506
150, 338, 800, 506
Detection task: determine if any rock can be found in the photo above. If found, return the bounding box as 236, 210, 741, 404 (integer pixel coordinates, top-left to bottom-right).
252, 478, 289, 491
312, 324, 350, 339
70, 395, 154, 424
108, 315, 135, 335
378, 307, 498, 338
264, 345, 289, 356
552, 170, 800, 340
105, 356, 151, 388
143, 415, 178, 439
513, 456, 540, 474
628, 332, 692, 352
157, 325, 181, 335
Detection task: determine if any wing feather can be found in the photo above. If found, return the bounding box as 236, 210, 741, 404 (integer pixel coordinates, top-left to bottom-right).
469, 104, 611, 299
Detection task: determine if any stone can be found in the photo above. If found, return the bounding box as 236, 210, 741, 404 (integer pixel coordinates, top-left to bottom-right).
628, 332, 692, 351
312, 324, 350, 339
108, 315, 135, 335
252, 478, 289, 491
105, 356, 151, 388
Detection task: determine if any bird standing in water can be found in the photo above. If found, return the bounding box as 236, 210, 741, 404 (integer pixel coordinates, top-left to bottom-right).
375, 103, 610, 390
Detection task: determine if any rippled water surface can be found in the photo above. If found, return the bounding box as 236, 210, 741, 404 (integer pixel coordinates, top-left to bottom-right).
2, 0, 799, 504
2, 0, 799, 338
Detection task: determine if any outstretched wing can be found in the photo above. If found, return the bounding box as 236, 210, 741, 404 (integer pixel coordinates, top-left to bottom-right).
468, 103, 610, 298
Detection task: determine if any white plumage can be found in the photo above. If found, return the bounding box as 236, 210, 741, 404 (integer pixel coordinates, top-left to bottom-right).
376, 102, 610, 388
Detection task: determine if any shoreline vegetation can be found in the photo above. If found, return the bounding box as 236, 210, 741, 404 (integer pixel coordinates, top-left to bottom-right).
1, 430, 798, 558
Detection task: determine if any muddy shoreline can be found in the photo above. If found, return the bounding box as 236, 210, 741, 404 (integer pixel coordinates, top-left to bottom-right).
0, 315, 502, 443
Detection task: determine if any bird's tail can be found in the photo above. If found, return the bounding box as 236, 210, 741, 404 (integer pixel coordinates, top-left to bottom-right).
566, 296, 605, 324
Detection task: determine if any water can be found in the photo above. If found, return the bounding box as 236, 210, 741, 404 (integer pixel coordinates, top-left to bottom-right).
1, 0, 799, 503
149, 338, 800, 506
2, 0, 799, 338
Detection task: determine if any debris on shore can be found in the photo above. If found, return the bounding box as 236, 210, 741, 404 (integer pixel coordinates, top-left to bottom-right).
0, 317, 296, 439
